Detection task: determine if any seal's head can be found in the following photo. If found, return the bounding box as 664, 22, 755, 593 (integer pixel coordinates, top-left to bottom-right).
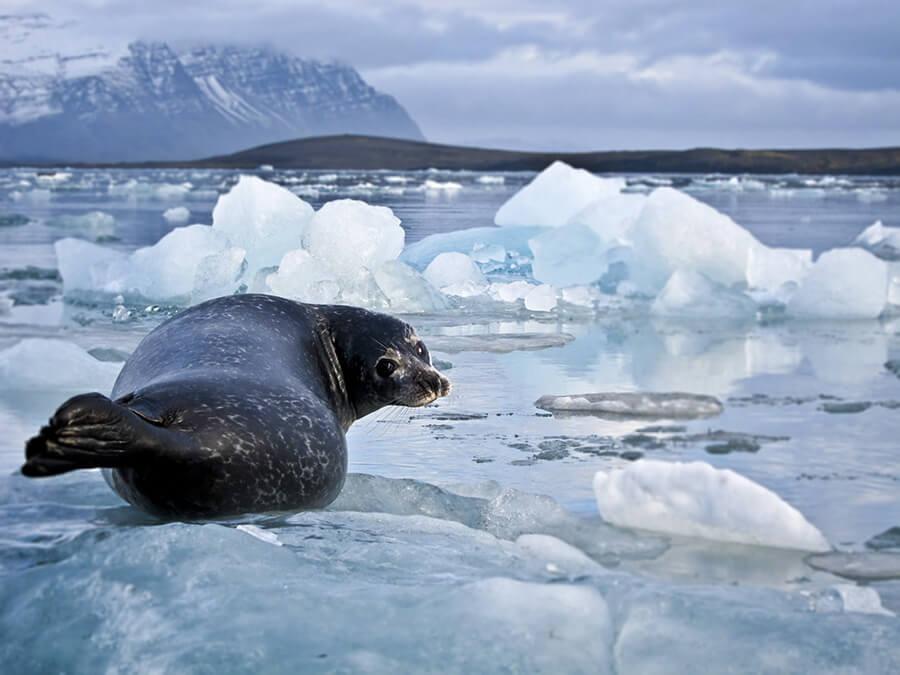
324, 306, 451, 420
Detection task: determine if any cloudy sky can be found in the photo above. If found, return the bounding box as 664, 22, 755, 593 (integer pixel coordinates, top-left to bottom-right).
6, 0, 900, 150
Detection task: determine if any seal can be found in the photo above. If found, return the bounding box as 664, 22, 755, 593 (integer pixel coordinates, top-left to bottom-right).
21, 294, 450, 517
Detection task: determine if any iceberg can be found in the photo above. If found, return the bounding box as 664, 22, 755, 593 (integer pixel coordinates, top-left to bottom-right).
372, 260, 446, 314
535, 392, 723, 418
400, 226, 544, 269
51, 211, 117, 240
746, 246, 812, 291
566, 192, 647, 243
651, 269, 757, 320
523, 284, 558, 312
593, 460, 830, 552
211, 175, 313, 276
54, 238, 128, 296
265, 249, 340, 304
494, 161, 625, 227
787, 248, 888, 319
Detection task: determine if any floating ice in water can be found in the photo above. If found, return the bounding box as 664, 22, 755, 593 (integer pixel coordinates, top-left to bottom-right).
372, 260, 446, 313
127, 225, 237, 303
515, 534, 606, 577
627, 187, 763, 291
476, 175, 505, 185
257, 164, 274, 173
470, 243, 506, 263
488, 280, 535, 303
419, 179, 463, 192
806, 552, 900, 581
212, 175, 313, 275
155, 183, 191, 200
266, 249, 340, 304
787, 248, 888, 319
423, 252, 487, 296
746, 246, 812, 291
524, 284, 557, 312
51, 211, 117, 240
495, 161, 625, 227
529, 224, 609, 286
535, 392, 723, 418
0, 338, 122, 392
830, 584, 895, 616
401, 226, 544, 269
425, 332, 575, 353
162, 206, 191, 224
236, 524, 283, 547
593, 460, 830, 552
303, 199, 404, 279
55, 238, 128, 296
856, 188, 889, 203
854, 220, 900, 260
35, 171, 72, 185
566, 192, 647, 243
651, 269, 756, 320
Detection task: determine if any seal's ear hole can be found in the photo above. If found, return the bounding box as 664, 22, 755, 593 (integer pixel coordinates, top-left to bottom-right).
376, 358, 398, 378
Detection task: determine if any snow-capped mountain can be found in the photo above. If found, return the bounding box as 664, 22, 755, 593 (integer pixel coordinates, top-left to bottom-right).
0, 15, 423, 162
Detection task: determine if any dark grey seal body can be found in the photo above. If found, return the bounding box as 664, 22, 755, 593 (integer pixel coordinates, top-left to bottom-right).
21, 294, 450, 518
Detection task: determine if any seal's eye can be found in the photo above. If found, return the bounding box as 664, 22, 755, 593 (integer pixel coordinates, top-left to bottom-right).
415, 341, 429, 361
376, 358, 398, 378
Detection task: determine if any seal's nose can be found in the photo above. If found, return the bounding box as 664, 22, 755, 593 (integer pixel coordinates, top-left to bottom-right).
437, 374, 451, 397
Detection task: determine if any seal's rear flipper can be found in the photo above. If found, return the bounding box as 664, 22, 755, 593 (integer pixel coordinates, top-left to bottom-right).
22, 392, 177, 477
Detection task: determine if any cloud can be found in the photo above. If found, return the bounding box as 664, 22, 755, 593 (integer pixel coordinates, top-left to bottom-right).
5, 0, 899, 148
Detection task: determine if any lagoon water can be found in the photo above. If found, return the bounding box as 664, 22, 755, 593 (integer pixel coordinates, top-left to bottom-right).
1, 168, 899, 672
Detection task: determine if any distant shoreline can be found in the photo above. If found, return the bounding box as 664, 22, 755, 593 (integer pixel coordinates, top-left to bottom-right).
5, 134, 900, 175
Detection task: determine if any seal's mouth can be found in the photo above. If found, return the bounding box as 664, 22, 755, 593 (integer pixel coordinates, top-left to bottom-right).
408, 372, 452, 407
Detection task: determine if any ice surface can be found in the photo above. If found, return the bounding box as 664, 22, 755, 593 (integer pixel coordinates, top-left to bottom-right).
400, 225, 544, 269
627, 187, 764, 291
0, 338, 121, 391
211, 175, 313, 275
190, 246, 247, 304
854, 220, 900, 260
488, 280, 536, 303
523, 284, 558, 312
746, 246, 812, 291
536, 392, 723, 418
372, 260, 446, 313
54, 237, 128, 296
594, 460, 830, 551
495, 161, 625, 227
566, 192, 647, 243
303, 199, 404, 279
470, 243, 506, 264
265, 249, 340, 304
528, 224, 609, 286
831, 584, 895, 616
422, 252, 487, 295
651, 269, 757, 319
787, 248, 888, 319
162, 206, 191, 224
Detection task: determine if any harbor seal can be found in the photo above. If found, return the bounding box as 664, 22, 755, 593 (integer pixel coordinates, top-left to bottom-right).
21, 294, 450, 517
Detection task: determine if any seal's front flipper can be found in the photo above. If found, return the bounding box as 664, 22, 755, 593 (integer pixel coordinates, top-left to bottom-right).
21, 392, 189, 477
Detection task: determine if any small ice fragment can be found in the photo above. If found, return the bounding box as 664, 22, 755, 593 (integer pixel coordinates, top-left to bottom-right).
535, 392, 723, 419
423, 252, 486, 292
524, 284, 558, 312
54, 238, 129, 296
52, 211, 117, 240
265, 249, 340, 304
162, 206, 191, 224
470, 243, 506, 263
833, 584, 895, 616
746, 246, 812, 290
236, 524, 283, 546
476, 175, 505, 185
593, 460, 830, 552
488, 280, 535, 304
419, 179, 462, 192
854, 220, 900, 260
495, 161, 625, 227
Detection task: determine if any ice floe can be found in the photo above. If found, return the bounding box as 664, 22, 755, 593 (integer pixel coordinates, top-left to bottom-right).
651, 269, 756, 320
806, 552, 900, 581
0, 338, 122, 392
593, 460, 830, 552
535, 392, 723, 418
162, 206, 191, 224
854, 220, 900, 260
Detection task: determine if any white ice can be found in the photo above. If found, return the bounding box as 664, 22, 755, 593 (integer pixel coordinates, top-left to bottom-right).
211, 175, 313, 276
528, 224, 609, 286
400, 226, 544, 269
494, 161, 626, 227
523, 284, 558, 312
651, 269, 757, 320
854, 220, 900, 260
535, 392, 723, 418
787, 248, 888, 319
51, 211, 116, 240
593, 460, 831, 552
423, 252, 487, 296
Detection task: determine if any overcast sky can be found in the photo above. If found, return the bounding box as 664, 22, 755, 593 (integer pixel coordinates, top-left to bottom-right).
6, 0, 900, 150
